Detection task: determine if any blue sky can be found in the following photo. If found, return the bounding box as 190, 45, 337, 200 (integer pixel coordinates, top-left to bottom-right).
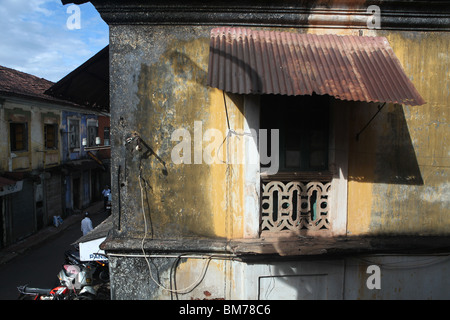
0, 0, 108, 82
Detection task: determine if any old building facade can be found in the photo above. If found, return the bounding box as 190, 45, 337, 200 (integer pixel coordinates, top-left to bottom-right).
69, 0, 450, 299
0, 64, 110, 248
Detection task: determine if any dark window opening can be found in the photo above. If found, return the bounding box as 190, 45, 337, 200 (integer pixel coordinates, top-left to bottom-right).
44, 123, 58, 150
10, 122, 28, 152
69, 119, 80, 149
104, 126, 110, 146
87, 119, 98, 147
88, 125, 98, 147
260, 94, 330, 172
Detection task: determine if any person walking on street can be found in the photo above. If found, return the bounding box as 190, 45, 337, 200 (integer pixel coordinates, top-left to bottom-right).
81, 212, 93, 236
102, 185, 111, 211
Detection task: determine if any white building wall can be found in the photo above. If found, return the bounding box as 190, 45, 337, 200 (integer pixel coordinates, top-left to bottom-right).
109, 253, 450, 300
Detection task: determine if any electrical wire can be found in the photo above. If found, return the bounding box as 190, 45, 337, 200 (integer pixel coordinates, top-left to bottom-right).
137, 154, 213, 294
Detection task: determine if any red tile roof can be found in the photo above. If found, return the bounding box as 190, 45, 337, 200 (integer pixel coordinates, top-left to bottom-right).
0, 65, 107, 111
0, 65, 55, 101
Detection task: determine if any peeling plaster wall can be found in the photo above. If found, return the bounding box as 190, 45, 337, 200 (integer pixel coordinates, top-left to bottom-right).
109, 255, 235, 300
102, 1, 450, 300
0, 99, 62, 172
108, 24, 248, 300
110, 25, 245, 241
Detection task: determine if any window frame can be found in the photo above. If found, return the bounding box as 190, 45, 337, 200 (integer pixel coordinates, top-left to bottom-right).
103, 126, 110, 146
87, 119, 99, 147
242, 94, 349, 238
44, 123, 58, 150
68, 118, 81, 150
9, 122, 28, 152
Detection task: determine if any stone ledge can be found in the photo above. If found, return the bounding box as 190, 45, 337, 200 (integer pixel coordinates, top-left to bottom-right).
101, 235, 450, 260
87, 0, 450, 31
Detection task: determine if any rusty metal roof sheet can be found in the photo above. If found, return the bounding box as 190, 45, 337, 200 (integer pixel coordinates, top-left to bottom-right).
207, 27, 425, 106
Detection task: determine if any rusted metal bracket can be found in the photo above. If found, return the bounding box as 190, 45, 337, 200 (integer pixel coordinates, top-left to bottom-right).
355, 102, 386, 141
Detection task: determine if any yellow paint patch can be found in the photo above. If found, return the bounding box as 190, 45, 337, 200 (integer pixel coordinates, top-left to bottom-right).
207, 89, 245, 239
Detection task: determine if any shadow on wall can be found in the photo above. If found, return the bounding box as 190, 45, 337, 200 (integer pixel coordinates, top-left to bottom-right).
349, 102, 423, 186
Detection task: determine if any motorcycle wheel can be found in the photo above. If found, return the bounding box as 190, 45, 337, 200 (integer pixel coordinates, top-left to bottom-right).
99, 270, 110, 282
73, 293, 95, 300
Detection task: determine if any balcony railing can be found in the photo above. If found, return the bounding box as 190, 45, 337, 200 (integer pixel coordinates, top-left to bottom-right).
261, 172, 332, 234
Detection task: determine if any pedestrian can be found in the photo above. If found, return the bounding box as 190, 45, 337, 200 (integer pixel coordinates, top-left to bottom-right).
102, 185, 111, 210
106, 192, 112, 216
81, 212, 93, 236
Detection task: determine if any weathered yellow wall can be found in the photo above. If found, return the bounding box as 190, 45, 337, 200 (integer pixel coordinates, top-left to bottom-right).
3, 104, 32, 172
128, 26, 245, 240
114, 24, 448, 241
347, 31, 450, 235
0, 101, 61, 173
208, 89, 245, 238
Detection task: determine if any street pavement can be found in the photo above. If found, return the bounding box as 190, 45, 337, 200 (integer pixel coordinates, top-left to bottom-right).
0, 201, 108, 299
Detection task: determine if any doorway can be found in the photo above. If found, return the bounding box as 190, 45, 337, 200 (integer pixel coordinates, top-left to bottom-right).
73, 177, 81, 210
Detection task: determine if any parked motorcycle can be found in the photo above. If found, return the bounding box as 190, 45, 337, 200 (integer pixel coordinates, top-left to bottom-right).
60, 264, 97, 297
17, 285, 69, 300
17, 264, 96, 300
64, 249, 109, 282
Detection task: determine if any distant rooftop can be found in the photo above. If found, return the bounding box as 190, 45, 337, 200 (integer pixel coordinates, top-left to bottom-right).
45, 46, 109, 112
0, 64, 106, 112
0, 65, 55, 101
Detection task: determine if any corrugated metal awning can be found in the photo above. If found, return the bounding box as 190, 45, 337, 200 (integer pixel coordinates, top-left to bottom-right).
45, 46, 109, 112
207, 27, 425, 106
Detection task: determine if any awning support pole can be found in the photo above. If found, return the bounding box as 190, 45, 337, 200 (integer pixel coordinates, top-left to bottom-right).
355, 102, 386, 141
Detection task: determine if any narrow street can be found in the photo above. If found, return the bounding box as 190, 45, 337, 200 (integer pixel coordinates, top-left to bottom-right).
0, 203, 108, 300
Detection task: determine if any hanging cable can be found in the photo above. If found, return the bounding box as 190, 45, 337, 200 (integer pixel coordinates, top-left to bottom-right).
216, 91, 255, 164
134, 143, 213, 294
